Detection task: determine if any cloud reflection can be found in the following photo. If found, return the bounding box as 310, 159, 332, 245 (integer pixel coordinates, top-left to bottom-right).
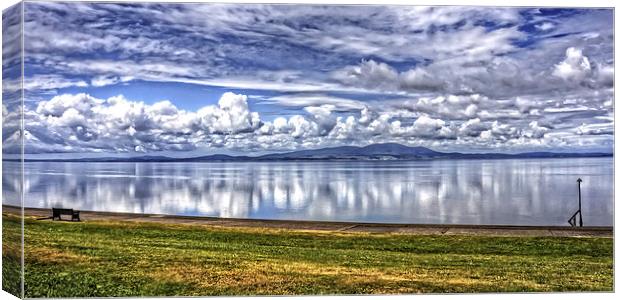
2, 159, 613, 226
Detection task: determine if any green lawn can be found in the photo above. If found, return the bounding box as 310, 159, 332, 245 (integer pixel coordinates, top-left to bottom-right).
2, 214, 613, 297
2, 214, 21, 298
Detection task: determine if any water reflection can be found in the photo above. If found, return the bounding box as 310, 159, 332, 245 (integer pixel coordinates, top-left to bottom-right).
2, 158, 613, 226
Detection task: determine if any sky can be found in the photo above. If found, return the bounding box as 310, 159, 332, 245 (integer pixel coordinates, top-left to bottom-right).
1, 2, 614, 157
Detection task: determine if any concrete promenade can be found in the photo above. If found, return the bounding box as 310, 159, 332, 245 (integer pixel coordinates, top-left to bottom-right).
4, 205, 613, 238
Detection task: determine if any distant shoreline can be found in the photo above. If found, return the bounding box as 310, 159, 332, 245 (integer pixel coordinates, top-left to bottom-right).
2, 153, 613, 163
1, 143, 613, 163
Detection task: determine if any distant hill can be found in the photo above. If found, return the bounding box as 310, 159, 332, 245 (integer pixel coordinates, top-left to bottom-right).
256, 143, 445, 160
7, 143, 613, 162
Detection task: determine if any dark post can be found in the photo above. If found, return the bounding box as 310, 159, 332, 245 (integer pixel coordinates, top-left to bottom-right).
577, 178, 583, 227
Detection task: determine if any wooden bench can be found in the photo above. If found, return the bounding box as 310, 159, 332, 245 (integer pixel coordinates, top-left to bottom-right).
52, 208, 80, 222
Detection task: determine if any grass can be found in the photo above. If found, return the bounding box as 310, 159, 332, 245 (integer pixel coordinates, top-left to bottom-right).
2, 213, 22, 298
2, 213, 613, 297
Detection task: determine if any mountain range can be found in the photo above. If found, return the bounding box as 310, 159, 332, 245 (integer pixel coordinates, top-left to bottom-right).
11, 143, 613, 162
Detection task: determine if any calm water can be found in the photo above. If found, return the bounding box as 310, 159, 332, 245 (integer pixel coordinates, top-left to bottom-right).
2, 158, 614, 226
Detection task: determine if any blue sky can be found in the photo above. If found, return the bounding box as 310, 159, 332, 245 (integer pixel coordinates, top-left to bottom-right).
1, 3, 614, 156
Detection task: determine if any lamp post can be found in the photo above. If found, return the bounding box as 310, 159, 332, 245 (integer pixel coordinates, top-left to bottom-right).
577, 178, 583, 227
568, 178, 584, 227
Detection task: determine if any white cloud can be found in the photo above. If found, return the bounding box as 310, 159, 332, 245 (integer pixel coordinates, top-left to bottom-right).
22, 75, 88, 92
273, 117, 289, 134
263, 94, 366, 110
410, 115, 447, 137
489, 121, 520, 141
535, 22, 555, 31
553, 47, 592, 82
329, 116, 358, 140
332, 60, 399, 91
400, 68, 444, 91
367, 114, 391, 136
526, 121, 549, 139
36, 93, 104, 116
28, 92, 262, 153
459, 118, 489, 137
405, 94, 483, 120
358, 106, 372, 124
288, 115, 317, 139
14, 89, 613, 155
304, 104, 337, 135
596, 64, 614, 87
387, 115, 455, 140
575, 122, 613, 136
91, 75, 121, 87
196, 92, 260, 134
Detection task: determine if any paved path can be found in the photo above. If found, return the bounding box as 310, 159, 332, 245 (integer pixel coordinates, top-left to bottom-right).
4, 206, 613, 238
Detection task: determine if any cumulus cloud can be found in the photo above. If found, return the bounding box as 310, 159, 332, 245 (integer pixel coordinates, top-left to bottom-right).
331, 60, 399, 91
332, 59, 445, 93
8, 88, 614, 155
403, 94, 482, 120
304, 105, 337, 136
390, 115, 454, 139
23, 92, 261, 153
459, 118, 489, 137
2, 102, 23, 155
17, 92, 350, 153
595, 64, 614, 88
487, 121, 521, 141
526, 121, 550, 139
196, 92, 261, 134
575, 122, 613, 136
37, 93, 103, 116
329, 116, 358, 140
288, 115, 318, 139
400, 68, 445, 91
553, 47, 592, 82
